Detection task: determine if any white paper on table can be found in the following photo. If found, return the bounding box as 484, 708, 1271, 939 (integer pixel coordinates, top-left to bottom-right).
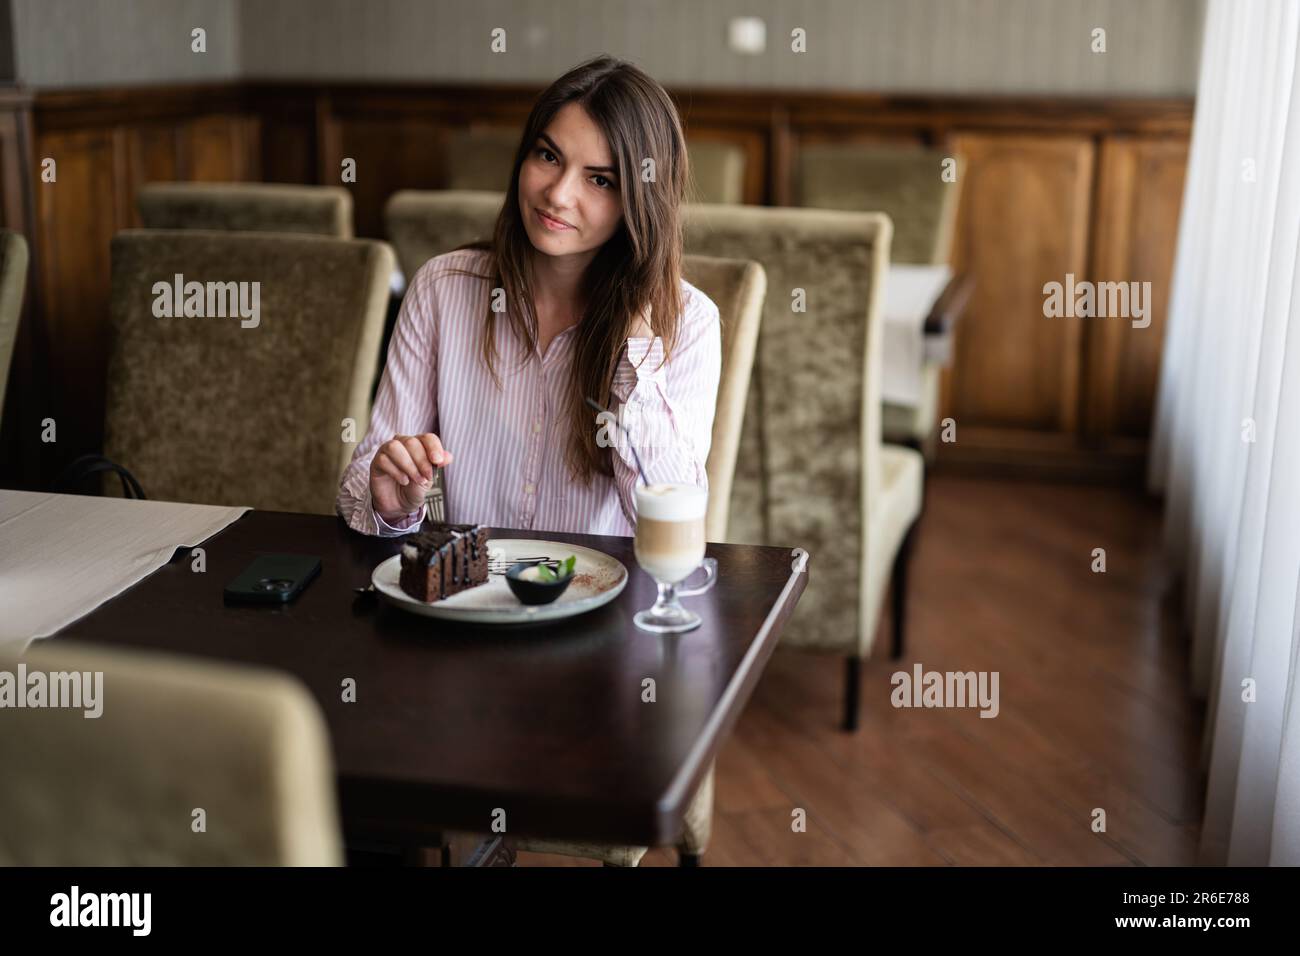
0, 490, 250, 651
881, 263, 953, 406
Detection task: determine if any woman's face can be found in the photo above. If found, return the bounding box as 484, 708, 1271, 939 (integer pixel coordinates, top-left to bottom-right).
518, 102, 624, 264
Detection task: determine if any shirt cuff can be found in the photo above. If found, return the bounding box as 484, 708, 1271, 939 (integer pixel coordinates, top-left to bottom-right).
373, 504, 425, 535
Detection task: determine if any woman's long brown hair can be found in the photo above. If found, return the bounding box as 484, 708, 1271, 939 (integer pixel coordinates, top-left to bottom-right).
440, 54, 691, 488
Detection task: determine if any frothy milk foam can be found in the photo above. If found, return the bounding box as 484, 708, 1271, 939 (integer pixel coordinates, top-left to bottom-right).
634, 483, 707, 582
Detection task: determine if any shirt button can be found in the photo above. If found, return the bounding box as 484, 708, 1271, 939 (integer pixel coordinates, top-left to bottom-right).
533, 421, 542, 433
524, 483, 535, 494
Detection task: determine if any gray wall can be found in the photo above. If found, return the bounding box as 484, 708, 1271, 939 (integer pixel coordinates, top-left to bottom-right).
240, 0, 1205, 96
11, 0, 239, 88
10, 0, 1205, 96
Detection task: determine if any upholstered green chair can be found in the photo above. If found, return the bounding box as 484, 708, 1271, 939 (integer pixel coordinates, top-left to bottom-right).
0, 641, 342, 865
793, 145, 960, 265
384, 190, 502, 285
137, 182, 354, 237
793, 144, 965, 458
102, 230, 394, 514
685, 254, 766, 543
0, 230, 29, 428
686, 139, 747, 205
683, 203, 923, 731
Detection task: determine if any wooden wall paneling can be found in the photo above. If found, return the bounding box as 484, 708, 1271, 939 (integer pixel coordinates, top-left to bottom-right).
769, 104, 793, 207
1084, 135, 1189, 441
11, 83, 1193, 487
260, 116, 316, 184
314, 92, 337, 186
238, 114, 263, 181
250, 84, 318, 185
311, 85, 536, 237
671, 84, 771, 206
940, 132, 1095, 446
326, 114, 445, 238
668, 90, 789, 205
792, 128, 930, 148
765, 93, 1193, 138
182, 113, 255, 182
33, 127, 121, 480
31, 84, 248, 133
125, 124, 182, 226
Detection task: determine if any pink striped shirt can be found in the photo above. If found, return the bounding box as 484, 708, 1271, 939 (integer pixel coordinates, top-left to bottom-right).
336, 248, 721, 538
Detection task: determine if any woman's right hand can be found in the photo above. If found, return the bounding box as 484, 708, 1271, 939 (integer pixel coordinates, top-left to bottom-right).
369, 433, 454, 521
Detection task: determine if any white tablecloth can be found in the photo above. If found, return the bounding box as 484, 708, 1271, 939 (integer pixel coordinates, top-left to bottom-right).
0, 490, 249, 651
882, 263, 953, 406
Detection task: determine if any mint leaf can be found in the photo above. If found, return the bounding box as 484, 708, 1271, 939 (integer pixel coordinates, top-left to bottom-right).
535, 563, 556, 582
562, 555, 577, 577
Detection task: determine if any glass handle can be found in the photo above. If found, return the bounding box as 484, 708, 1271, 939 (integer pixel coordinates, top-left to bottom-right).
675, 558, 717, 597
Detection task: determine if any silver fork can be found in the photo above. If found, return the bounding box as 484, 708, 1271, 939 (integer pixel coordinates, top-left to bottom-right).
488, 555, 559, 575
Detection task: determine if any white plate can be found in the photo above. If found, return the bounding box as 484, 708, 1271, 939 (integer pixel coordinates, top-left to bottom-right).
371, 538, 630, 625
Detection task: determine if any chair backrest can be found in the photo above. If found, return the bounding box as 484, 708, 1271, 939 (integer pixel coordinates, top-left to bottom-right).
687, 139, 747, 205
384, 189, 502, 282
681, 254, 766, 541
0, 640, 342, 865
444, 126, 522, 192
0, 230, 29, 428
104, 230, 394, 513
682, 203, 892, 651
137, 182, 354, 238
793, 144, 960, 265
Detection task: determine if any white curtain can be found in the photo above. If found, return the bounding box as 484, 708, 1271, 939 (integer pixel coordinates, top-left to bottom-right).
1149, 0, 1300, 865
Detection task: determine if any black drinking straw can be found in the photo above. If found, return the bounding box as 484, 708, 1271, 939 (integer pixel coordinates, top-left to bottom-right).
585, 396, 650, 487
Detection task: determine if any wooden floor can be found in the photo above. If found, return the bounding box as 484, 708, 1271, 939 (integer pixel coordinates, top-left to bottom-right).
519, 475, 1206, 866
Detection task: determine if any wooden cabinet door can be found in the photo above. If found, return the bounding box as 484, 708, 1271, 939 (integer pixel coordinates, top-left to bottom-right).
1085, 136, 1188, 441
941, 132, 1095, 463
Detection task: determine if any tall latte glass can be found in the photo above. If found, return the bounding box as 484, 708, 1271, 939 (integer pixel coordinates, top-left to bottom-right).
633, 483, 718, 633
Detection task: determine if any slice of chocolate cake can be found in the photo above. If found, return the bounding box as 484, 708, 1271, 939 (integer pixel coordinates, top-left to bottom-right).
398, 523, 491, 602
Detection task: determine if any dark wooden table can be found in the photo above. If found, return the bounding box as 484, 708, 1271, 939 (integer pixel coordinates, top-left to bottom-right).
54, 510, 809, 850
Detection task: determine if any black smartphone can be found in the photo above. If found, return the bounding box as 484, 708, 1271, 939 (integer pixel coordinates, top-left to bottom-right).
223, 553, 321, 605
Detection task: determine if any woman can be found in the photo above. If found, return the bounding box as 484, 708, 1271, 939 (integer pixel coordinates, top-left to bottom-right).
336, 55, 722, 537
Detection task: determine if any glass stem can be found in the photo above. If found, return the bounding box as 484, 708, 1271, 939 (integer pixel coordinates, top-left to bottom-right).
654, 580, 679, 612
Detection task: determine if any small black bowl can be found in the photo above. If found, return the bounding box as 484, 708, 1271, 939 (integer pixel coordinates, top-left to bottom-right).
505, 561, 575, 605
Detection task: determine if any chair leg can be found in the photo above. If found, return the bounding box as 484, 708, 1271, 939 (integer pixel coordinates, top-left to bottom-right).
843, 655, 861, 732
891, 522, 919, 660
678, 852, 701, 867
